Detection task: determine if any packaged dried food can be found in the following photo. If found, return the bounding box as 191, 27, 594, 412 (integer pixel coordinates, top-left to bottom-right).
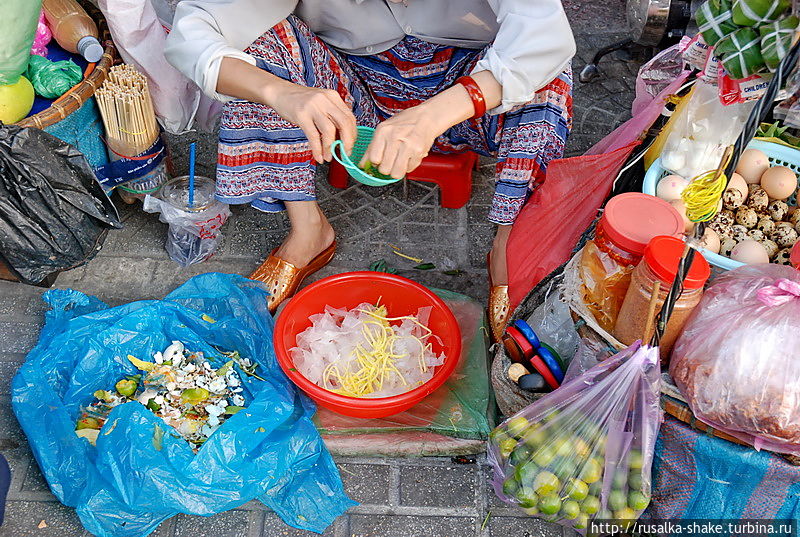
670, 264, 800, 454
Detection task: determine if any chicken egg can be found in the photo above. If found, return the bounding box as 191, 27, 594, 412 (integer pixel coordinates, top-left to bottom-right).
735, 149, 771, 184
730, 240, 770, 264
669, 199, 694, 233
700, 228, 721, 254
760, 166, 797, 201
656, 174, 689, 202
727, 173, 749, 198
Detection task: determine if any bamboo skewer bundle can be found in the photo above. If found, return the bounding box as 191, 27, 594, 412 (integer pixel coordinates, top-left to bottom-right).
95, 64, 159, 158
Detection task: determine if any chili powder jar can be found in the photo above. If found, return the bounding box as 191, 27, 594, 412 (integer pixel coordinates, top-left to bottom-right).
613, 235, 710, 362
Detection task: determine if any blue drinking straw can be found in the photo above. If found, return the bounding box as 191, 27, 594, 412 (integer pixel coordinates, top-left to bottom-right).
188, 142, 196, 209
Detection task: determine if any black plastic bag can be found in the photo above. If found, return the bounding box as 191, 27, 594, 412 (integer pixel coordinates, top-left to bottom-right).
0, 123, 120, 284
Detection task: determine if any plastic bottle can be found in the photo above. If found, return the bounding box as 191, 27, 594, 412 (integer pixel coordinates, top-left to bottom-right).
42, 0, 103, 63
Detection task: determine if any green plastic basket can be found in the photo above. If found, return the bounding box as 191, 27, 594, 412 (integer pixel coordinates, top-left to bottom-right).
331, 126, 402, 187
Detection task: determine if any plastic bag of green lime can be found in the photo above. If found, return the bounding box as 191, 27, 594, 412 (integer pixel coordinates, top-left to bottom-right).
488, 342, 661, 534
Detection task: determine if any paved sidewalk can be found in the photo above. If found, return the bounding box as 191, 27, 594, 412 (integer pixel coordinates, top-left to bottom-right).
0, 2, 642, 535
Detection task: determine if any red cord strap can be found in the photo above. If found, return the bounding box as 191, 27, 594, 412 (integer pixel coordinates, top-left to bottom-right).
456, 76, 486, 119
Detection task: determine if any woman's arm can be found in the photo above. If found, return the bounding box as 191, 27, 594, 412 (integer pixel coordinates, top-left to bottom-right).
165, 0, 355, 162
165, 0, 295, 101
362, 71, 502, 179
364, 0, 575, 179
217, 57, 357, 163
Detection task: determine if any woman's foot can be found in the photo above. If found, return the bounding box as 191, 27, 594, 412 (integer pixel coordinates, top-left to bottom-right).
274, 203, 335, 267
487, 225, 511, 343
249, 201, 336, 312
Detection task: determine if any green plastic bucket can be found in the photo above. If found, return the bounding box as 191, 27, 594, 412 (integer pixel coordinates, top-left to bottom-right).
330, 126, 402, 187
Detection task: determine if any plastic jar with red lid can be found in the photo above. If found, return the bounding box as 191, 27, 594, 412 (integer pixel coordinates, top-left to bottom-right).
579, 193, 685, 332
612, 235, 711, 363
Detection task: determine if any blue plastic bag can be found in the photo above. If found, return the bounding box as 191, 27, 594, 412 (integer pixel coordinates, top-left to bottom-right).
11, 273, 355, 537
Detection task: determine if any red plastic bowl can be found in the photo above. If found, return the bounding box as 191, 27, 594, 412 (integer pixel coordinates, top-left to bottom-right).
273, 271, 462, 418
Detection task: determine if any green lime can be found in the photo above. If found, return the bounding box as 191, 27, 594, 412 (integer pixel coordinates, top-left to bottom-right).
574, 512, 590, 529
565, 478, 589, 501
522, 506, 539, 516
76, 417, 100, 430
581, 495, 601, 515
523, 427, 548, 448
544, 410, 560, 422
574, 438, 591, 458
628, 449, 644, 470
552, 436, 573, 457
608, 489, 627, 511
538, 493, 562, 515
507, 416, 530, 438
516, 487, 538, 509
532, 447, 557, 467
502, 477, 519, 496
515, 461, 539, 485
628, 491, 650, 511
588, 480, 603, 496
628, 472, 643, 491
499, 437, 517, 459
489, 428, 508, 443
552, 457, 578, 480
579, 459, 602, 484
533, 471, 560, 495
510, 445, 533, 466
561, 499, 581, 519
598, 508, 613, 520
612, 471, 628, 490
614, 507, 637, 530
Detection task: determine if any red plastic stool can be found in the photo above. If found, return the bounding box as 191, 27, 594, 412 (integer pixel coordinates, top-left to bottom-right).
328, 151, 478, 209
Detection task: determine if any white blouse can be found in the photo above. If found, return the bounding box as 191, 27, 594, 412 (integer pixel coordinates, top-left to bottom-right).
164, 0, 576, 114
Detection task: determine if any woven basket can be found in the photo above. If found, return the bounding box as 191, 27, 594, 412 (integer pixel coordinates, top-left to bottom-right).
15, 0, 117, 130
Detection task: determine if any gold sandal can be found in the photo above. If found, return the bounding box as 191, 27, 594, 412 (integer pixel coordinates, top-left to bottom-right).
487, 253, 510, 344
249, 241, 337, 313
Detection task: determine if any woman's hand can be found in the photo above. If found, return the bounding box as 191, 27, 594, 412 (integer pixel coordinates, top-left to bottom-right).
217, 58, 357, 163
361, 106, 441, 179
266, 81, 357, 164
361, 70, 502, 179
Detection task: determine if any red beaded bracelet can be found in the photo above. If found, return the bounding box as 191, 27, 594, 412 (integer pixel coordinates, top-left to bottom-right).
456, 75, 486, 119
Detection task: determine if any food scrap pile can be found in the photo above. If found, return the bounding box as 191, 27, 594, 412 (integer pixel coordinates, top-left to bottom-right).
290, 303, 445, 398
75, 341, 259, 451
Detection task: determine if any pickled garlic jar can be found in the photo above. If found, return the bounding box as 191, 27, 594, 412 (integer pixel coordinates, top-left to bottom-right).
579, 193, 684, 332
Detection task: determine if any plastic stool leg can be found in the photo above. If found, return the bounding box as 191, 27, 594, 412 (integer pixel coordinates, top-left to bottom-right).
439, 176, 473, 209
328, 160, 349, 189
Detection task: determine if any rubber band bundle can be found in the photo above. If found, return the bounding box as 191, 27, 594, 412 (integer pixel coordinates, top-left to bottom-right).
95, 64, 159, 158
290, 303, 445, 398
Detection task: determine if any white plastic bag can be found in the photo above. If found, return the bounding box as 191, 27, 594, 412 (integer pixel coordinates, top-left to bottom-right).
97, 0, 220, 133
660, 80, 755, 180
143, 195, 231, 267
